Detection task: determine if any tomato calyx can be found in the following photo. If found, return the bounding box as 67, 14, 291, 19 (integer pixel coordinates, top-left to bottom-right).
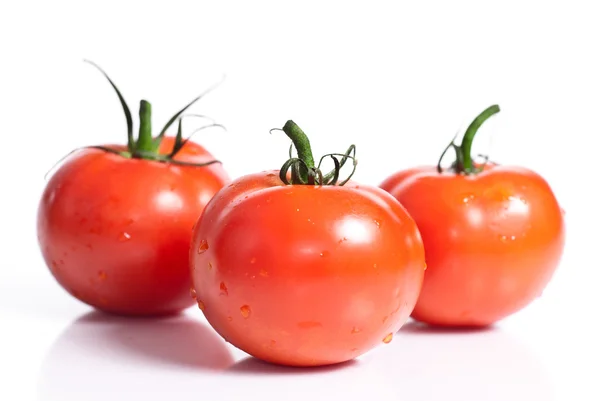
437, 104, 500, 175
82, 60, 224, 167
271, 120, 357, 186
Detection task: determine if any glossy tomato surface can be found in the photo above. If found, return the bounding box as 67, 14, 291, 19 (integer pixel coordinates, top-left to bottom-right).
382, 165, 565, 326
37, 136, 229, 316
190, 171, 426, 366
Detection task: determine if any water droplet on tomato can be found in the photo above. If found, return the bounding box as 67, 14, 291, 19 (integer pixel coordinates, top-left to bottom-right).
500, 235, 508, 242
189, 288, 197, 299
510, 235, 516, 241
197, 300, 206, 311
296, 208, 300, 212
462, 194, 475, 204
259, 269, 269, 277
373, 263, 378, 269
197, 239, 209, 253
98, 271, 107, 281
118, 232, 131, 241
424, 264, 428, 271
382, 333, 393, 344
319, 250, 330, 257
220, 282, 228, 295
227, 316, 233, 321
240, 305, 251, 318
250, 257, 257, 264
351, 327, 361, 334
374, 219, 381, 228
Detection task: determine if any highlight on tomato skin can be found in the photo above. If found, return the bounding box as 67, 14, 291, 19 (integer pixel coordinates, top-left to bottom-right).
36, 61, 230, 317
189, 120, 427, 367
379, 105, 566, 327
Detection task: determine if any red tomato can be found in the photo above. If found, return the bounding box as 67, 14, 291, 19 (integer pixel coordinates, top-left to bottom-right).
37, 62, 229, 316
190, 121, 426, 366
380, 105, 565, 327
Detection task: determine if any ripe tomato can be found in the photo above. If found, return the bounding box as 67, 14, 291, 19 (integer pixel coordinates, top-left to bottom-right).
190, 121, 426, 366
37, 62, 229, 316
381, 105, 565, 327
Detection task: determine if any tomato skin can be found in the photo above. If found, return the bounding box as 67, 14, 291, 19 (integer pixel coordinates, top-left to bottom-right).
379, 166, 435, 193
37, 137, 229, 316
190, 171, 426, 366
381, 165, 565, 326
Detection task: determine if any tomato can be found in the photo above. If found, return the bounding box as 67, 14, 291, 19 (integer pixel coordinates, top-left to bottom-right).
380, 105, 565, 327
37, 61, 229, 316
190, 120, 426, 366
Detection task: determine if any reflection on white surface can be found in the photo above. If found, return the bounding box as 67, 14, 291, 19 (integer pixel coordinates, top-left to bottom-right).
36, 312, 394, 401
37, 313, 554, 401
376, 321, 556, 401
37, 312, 234, 400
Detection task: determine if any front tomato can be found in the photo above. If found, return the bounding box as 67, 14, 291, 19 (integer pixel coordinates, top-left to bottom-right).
380, 105, 566, 327
37, 62, 229, 316
190, 120, 426, 367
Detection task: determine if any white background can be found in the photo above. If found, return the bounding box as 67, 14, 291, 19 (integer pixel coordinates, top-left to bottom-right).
1, 1, 599, 400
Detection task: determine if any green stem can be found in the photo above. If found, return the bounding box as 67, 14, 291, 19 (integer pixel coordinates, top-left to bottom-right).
83, 60, 223, 165
459, 104, 500, 173
135, 100, 154, 153
282, 120, 316, 183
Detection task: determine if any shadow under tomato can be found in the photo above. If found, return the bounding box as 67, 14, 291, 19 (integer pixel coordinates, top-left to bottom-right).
75, 310, 235, 368
227, 356, 360, 375
400, 319, 496, 334
221, 355, 396, 401
37, 311, 235, 401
